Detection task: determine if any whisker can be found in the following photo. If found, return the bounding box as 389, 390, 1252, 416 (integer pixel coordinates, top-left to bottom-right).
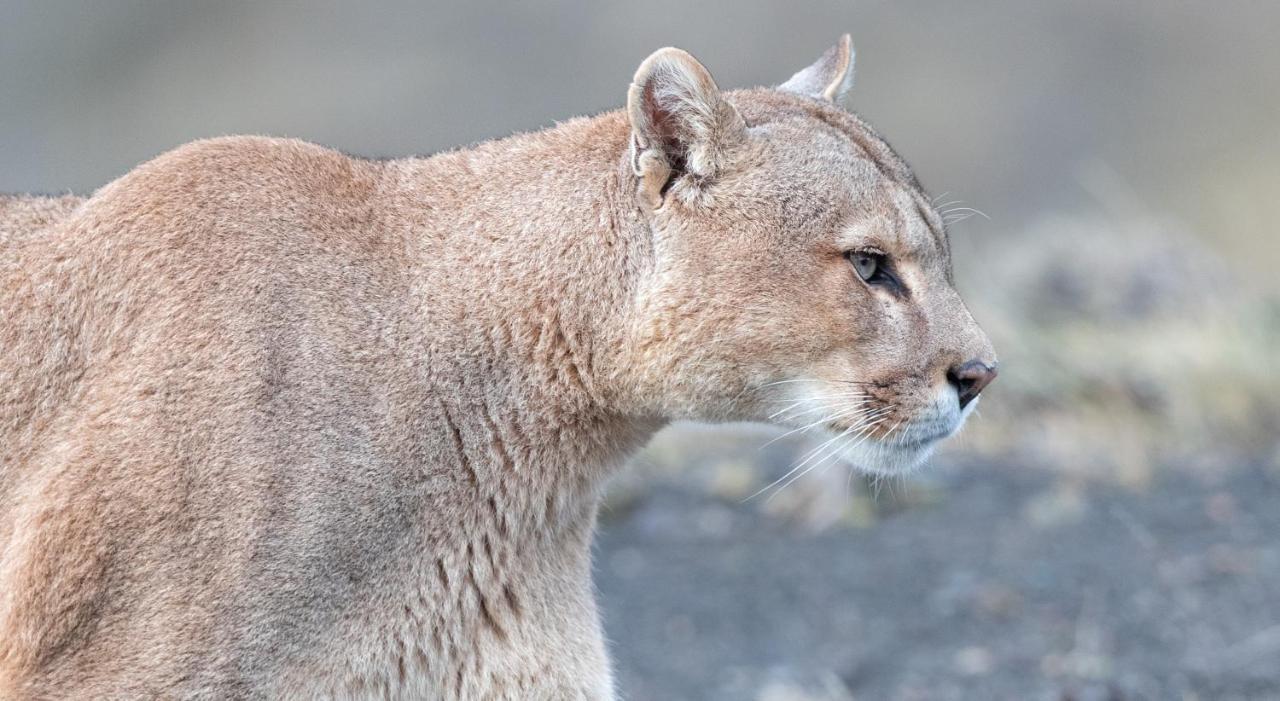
943, 212, 980, 225
759, 378, 879, 389
763, 390, 872, 405
757, 379, 817, 388
940, 206, 990, 221
767, 417, 891, 499
766, 400, 807, 420
745, 423, 863, 503
764, 394, 875, 427
765, 394, 873, 417
800, 423, 882, 487
768, 401, 871, 424
759, 405, 889, 451
764, 414, 891, 493
760, 436, 858, 502
787, 411, 893, 465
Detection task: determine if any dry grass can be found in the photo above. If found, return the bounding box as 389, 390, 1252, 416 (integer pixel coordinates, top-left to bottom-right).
959, 171, 1280, 483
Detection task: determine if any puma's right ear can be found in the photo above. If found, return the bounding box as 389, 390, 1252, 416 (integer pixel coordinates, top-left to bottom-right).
779, 34, 856, 103
627, 47, 745, 209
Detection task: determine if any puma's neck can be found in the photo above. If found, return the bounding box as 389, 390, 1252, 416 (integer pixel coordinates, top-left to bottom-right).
382, 109, 663, 536
390, 109, 653, 415
302, 113, 662, 696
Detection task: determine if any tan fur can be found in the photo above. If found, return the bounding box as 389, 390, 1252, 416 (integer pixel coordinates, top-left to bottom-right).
0, 38, 993, 699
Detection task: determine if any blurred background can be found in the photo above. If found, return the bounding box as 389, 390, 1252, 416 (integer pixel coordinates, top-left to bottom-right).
4, 2, 1278, 699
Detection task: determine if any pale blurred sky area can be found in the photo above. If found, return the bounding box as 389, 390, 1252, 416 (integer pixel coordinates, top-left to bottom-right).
2, 1, 1277, 281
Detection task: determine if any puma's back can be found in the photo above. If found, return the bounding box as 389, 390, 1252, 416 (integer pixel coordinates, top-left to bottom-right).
0, 194, 84, 245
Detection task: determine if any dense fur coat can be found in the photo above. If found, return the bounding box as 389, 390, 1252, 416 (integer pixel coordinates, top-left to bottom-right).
0, 38, 994, 699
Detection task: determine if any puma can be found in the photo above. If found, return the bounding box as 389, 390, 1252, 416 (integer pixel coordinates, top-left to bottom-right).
0, 36, 995, 699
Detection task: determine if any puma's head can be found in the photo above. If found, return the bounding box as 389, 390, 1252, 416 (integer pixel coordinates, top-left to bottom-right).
620, 36, 997, 474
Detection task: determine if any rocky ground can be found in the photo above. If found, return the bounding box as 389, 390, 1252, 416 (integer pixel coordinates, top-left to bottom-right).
596, 458, 1280, 701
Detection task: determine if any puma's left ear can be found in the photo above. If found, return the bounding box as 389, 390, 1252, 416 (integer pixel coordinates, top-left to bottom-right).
627, 47, 745, 208
779, 34, 855, 103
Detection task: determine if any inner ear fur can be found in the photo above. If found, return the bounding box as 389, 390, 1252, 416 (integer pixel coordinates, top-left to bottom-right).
626, 47, 744, 208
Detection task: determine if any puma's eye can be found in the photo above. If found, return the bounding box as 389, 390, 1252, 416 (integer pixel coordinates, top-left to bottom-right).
845, 249, 906, 295
848, 251, 883, 282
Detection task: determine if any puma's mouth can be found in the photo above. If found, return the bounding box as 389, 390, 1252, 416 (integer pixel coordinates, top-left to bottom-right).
767, 379, 977, 476
889, 398, 974, 450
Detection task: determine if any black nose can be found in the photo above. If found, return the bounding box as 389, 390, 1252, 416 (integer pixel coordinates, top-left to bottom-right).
947, 360, 998, 409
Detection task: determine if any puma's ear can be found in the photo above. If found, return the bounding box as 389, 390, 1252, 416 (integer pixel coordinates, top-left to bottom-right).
779, 34, 855, 103
627, 47, 745, 208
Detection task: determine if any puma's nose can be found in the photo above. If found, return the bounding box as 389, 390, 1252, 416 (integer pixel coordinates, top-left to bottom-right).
947, 360, 997, 409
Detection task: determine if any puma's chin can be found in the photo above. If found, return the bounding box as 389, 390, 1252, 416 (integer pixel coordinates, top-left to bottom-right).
830, 395, 976, 476
833, 433, 938, 476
